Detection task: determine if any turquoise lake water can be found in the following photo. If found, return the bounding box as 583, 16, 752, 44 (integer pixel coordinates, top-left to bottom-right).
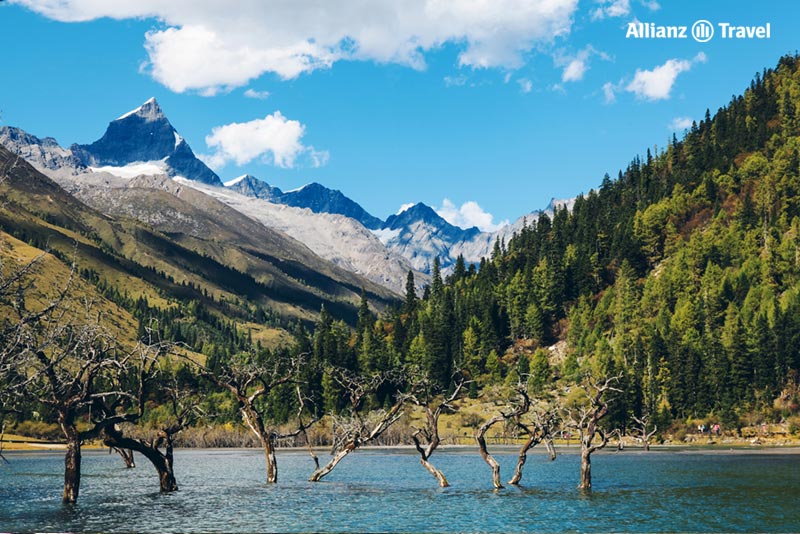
1, 447, 798, 532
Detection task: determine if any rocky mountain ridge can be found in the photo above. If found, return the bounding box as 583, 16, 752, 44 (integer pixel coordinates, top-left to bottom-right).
0, 97, 568, 291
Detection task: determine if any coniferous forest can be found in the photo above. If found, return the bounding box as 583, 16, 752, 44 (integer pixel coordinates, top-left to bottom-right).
298, 53, 800, 432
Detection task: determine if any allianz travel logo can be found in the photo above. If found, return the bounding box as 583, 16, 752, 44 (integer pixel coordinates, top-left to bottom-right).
626, 20, 771, 43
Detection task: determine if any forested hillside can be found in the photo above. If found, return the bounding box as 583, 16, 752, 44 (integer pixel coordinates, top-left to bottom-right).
314, 54, 800, 432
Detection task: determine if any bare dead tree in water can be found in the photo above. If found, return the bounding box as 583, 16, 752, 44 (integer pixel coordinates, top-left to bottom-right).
203, 350, 309, 483
259, 385, 321, 470
18, 314, 164, 504
402, 367, 467, 487
285, 386, 320, 469
543, 431, 557, 461
475, 377, 559, 489
309, 367, 404, 482
506, 387, 559, 486
102, 366, 204, 493
3, 253, 180, 504
632, 413, 657, 451
608, 428, 626, 450
563, 374, 622, 490
475, 384, 525, 490
476, 414, 506, 489
0, 238, 191, 499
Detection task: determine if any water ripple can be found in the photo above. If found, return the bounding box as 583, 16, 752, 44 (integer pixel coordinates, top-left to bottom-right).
1, 448, 798, 532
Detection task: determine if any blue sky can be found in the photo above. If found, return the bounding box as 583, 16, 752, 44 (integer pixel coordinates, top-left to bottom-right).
1, 1, 798, 229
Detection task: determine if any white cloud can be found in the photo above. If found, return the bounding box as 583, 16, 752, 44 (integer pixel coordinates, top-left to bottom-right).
200, 111, 327, 169
556, 45, 609, 83
590, 0, 631, 20
602, 81, 619, 104
562, 58, 587, 82
436, 199, 509, 232
668, 116, 693, 131
625, 54, 704, 101
641, 0, 660, 10
517, 78, 533, 94
244, 89, 270, 100
13, 0, 580, 94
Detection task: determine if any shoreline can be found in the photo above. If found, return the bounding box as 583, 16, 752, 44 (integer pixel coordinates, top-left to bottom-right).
4, 442, 800, 456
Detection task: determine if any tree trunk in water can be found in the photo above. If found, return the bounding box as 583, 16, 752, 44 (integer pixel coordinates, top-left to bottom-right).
412, 409, 449, 488
140, 444, 177, 492
508, 434, 540, 486
63, 433, 81, 504
160, 434, 178, 492
476, 416, 504, 489
643, 440, 650, 452
158, 467, 178, 492
309, 443, 355, 482
545, 437, 556, 461
579, 449, 592, 490
241, 406, 278, 484
112, 447, 136, 468
103, 430, 177, 493
508, 450, 527, 486
306, 438, 320, 470
158, 461, 178, 493
264, 435, 278, 484
308, 399, 403, 482
420, 457, 449, 487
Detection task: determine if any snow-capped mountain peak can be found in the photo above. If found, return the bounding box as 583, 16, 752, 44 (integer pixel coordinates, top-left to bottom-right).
71, 99, 222, 186
115, 97, 165, 122
384, 202, 450, 230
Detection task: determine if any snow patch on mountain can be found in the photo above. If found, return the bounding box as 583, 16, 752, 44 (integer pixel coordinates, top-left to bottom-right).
89, 160, 169, 179
371, 228, 401, 245
396, 203, 415, 215
224, 174, 249, 187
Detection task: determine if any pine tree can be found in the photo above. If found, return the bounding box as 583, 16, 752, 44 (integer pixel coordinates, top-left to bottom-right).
452, 254, 467, 282
404, 270, 417, 314
722, 304, 751, 404
431, 257, 444, 299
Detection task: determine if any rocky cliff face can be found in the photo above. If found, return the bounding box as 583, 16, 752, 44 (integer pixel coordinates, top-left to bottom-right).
0, 126, 85, 174
71, 98, 222, 186
227, 177, 383, 230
